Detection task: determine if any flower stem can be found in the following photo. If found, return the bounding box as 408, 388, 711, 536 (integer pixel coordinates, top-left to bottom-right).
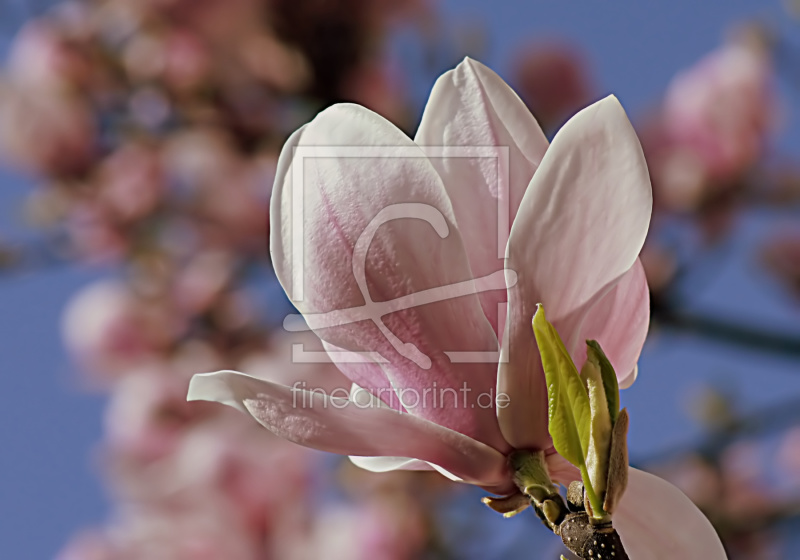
579, 464, 606, 520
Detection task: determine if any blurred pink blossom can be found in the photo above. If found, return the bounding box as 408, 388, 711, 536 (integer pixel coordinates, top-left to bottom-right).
663, 40, 775, 184
164, 129, 268, 248
172, 250, 235, 314
513, 41, 593, 131
64, 203, 128, 263
276, 500, 427, 560
237, 32, 311, 93
776, 426, 800, 487
341, 61, 408, 125
98, 503, 263, 560
162, 30, 213, 92
96, 143, 165, 223
104, 368, 200, 462
7, 19, 93, 90
62, 280, 184, 382
174, 418, 314, 533
0, 84, 95, 176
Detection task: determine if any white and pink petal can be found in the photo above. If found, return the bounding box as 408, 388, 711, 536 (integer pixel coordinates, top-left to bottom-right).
615, 468, 727, 559
188, 370, 514, 494
415, 57, 549, 335
498, 95, 653, 450
270, 103, 508, 452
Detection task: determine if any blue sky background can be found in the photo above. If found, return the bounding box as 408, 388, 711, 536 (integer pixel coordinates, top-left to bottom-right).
0, 0, 797, 558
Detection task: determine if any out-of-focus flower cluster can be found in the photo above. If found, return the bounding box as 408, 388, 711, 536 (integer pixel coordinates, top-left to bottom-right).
647, 34, 776, 214
636, 28, 782, 301
0, 0, 439, 558
647, 386, 800, 560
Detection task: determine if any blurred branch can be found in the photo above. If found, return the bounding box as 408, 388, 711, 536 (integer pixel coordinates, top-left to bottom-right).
637, 394, 800, 465
654, 305, 800, 359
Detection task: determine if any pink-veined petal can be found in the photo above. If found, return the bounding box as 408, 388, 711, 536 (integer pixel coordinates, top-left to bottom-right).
188, 370, 513, 493
498, 95, 653, 450
615, 468, 727, 559
321, 340, 404, 411
270, 103, 508, 452
415, 57, 549, 335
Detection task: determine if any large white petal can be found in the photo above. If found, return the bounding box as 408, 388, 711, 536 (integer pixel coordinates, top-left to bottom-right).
270, 103, 508, 452
188, 370, 514, 494
498, 95, 652, 449
615, 468, 727, 559
415, 57, 549, 335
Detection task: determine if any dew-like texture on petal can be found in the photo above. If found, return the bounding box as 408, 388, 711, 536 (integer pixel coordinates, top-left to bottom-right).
615, 468, 728, 560
270, 103, 508, 452
565, 259, 650, 388
415, 58, 549, 336
498, 95, 652, 450
187, 370, 513, 493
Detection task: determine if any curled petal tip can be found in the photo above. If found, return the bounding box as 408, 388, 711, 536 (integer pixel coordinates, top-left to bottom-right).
186, 370, 249, 414
186, 371, 222, 403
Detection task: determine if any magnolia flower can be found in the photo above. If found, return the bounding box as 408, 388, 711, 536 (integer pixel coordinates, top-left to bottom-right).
189, 58, 726, 558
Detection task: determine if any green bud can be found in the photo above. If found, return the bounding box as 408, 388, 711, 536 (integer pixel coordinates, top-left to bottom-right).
603, 408, 630, 514
581, 350, 613, 507
532, 306, 607, 519
586, 340, 620, 424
